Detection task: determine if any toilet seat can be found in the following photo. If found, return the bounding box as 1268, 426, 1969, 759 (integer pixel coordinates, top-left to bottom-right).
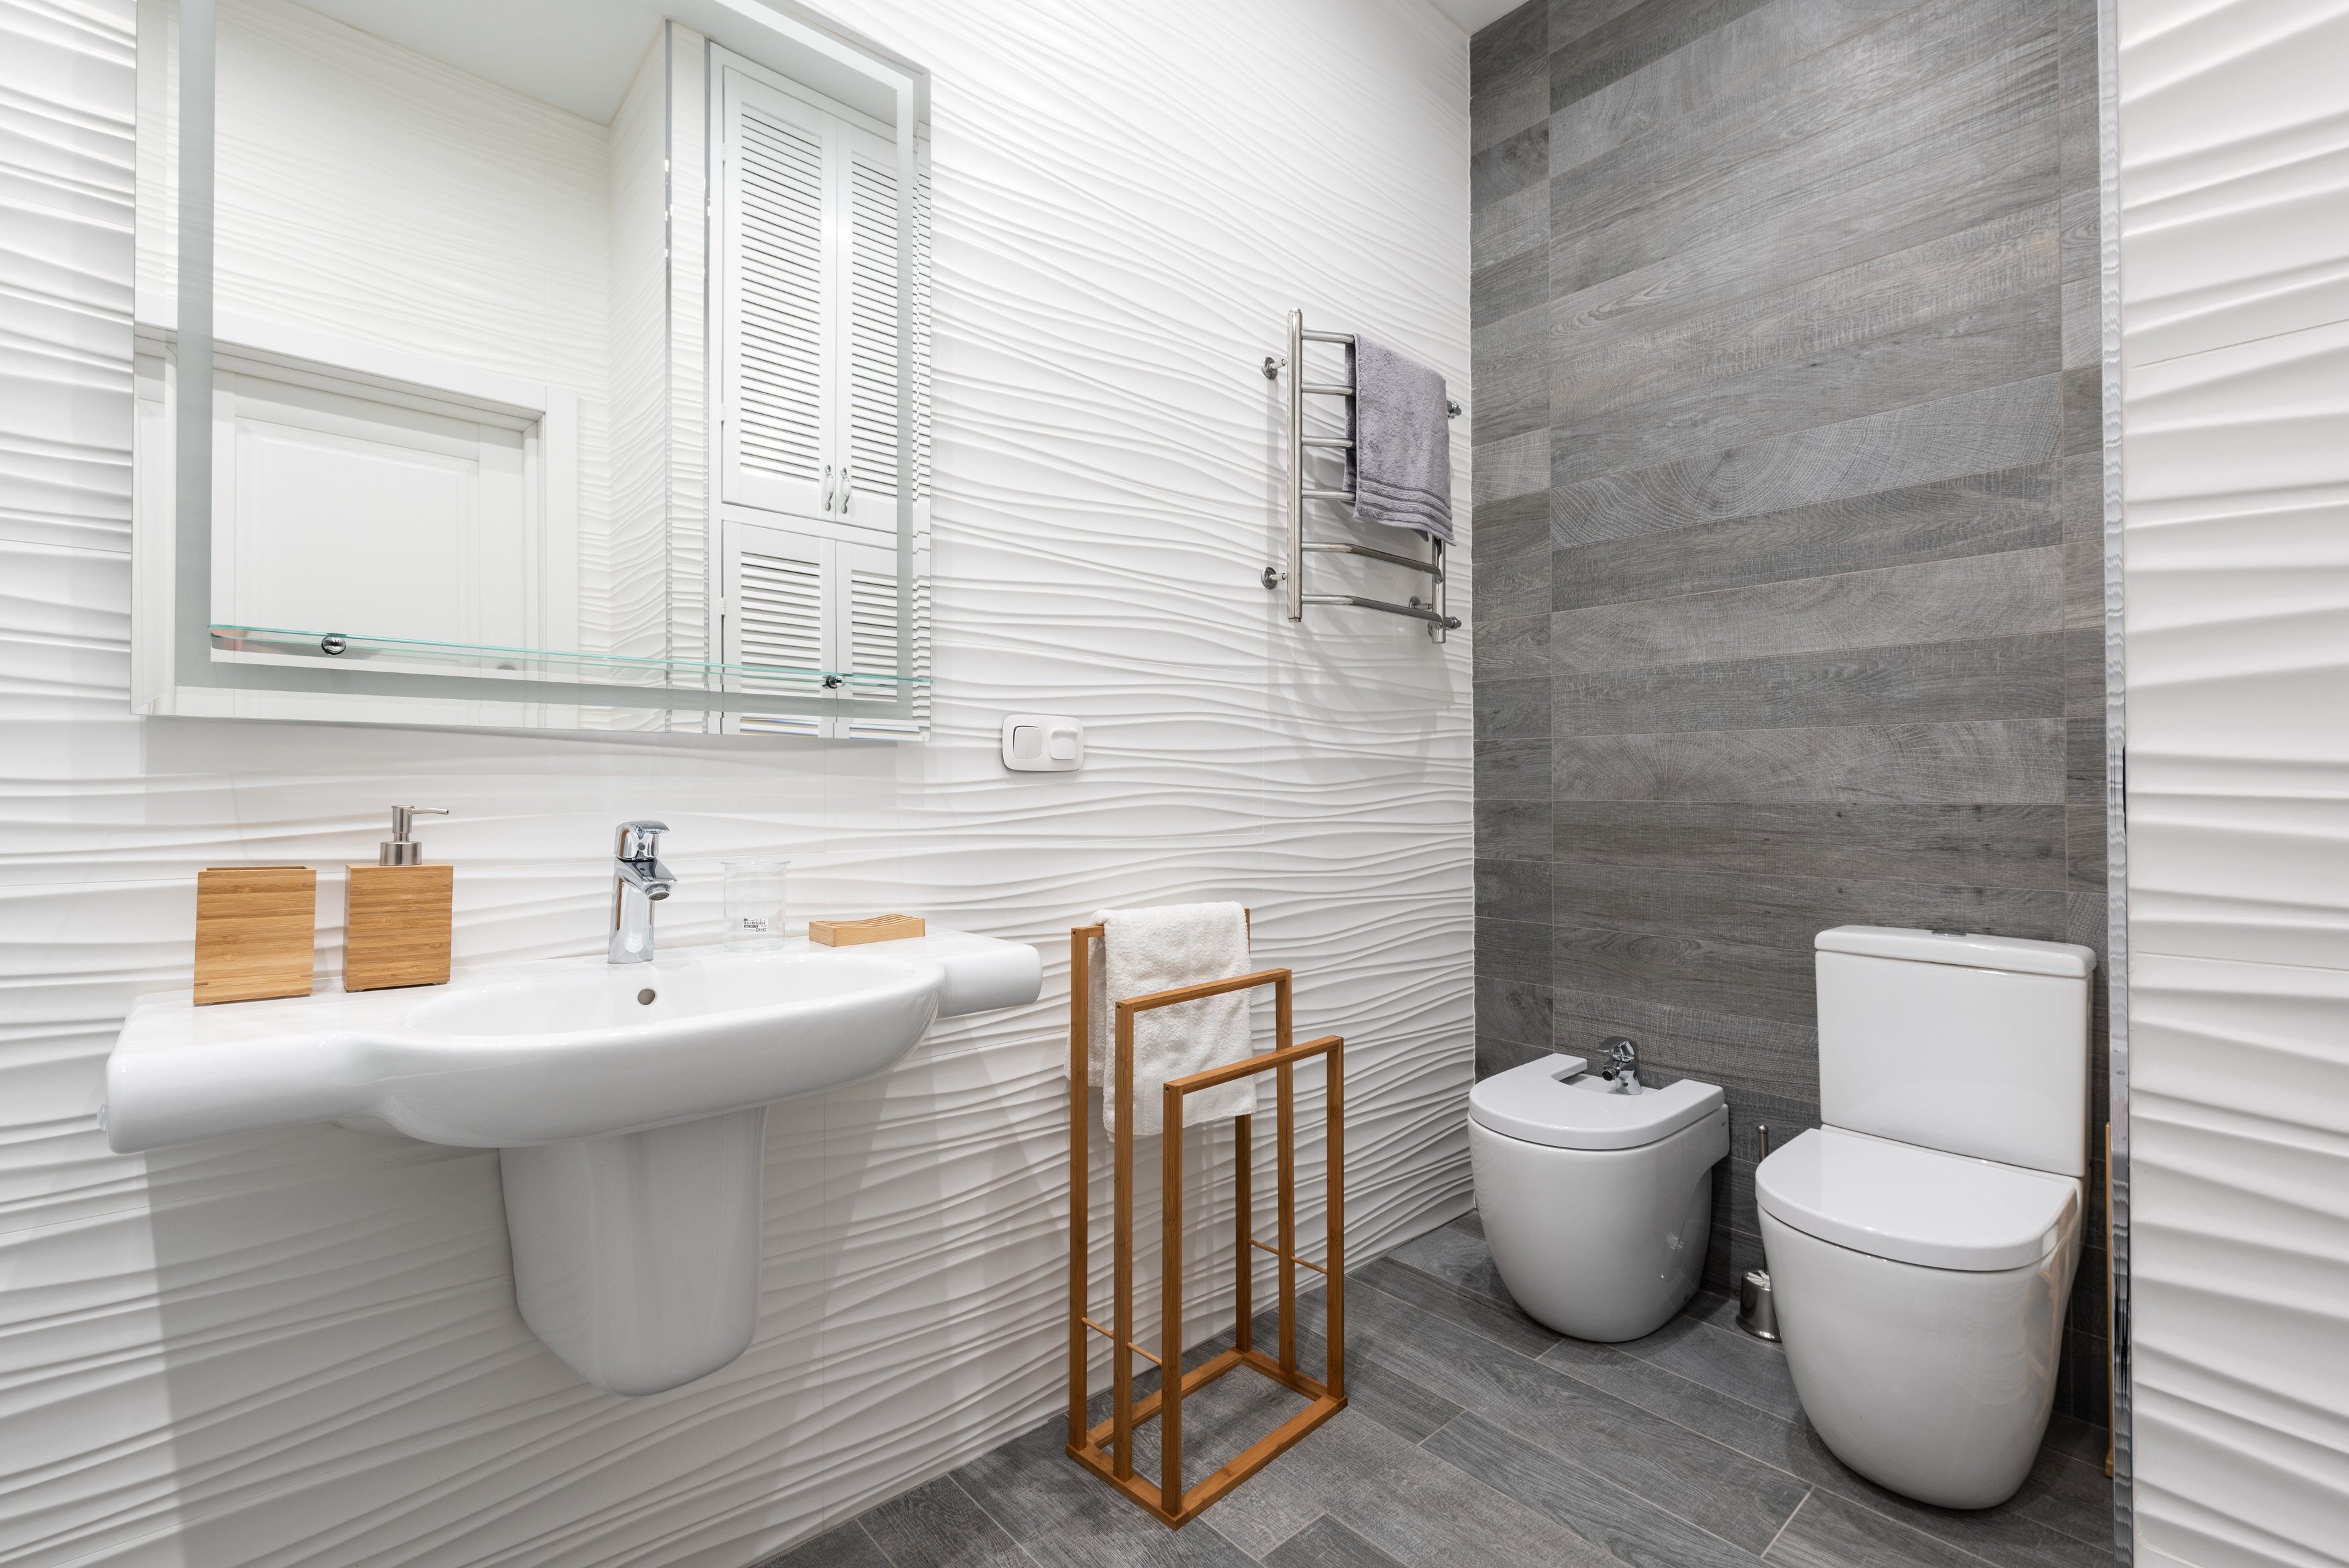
1757, 1127, 2079, 1272
1469, 1055, 1726, 1150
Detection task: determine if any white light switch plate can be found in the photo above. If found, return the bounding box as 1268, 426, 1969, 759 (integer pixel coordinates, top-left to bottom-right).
1001, 714, 1084, 772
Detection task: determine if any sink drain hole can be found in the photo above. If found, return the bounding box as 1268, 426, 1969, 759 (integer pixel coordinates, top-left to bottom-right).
637, 988, 656, 1005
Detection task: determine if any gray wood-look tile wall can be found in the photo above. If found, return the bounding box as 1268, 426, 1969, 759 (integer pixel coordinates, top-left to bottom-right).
1467, 0, 2110, 1428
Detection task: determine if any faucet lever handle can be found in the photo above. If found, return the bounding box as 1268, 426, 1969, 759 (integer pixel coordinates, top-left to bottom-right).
616, 820, 670, 859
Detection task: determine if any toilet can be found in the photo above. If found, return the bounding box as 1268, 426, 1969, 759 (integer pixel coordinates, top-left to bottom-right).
1759, 925, 2095, 1510
1469, 1053, 1727, 1341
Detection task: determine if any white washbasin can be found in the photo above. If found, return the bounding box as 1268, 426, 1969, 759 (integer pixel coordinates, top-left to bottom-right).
105, 929, 1039, 1151
103, 928, 1042, 1395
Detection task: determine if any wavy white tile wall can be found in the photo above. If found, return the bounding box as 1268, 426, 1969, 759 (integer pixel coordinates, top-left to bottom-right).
608, 32, 673, 673
0, 0, 1473, 1562
2116, 0, 2349, 1561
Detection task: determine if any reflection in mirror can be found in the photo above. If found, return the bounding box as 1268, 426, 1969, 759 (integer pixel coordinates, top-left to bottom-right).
134, 0, 929, 735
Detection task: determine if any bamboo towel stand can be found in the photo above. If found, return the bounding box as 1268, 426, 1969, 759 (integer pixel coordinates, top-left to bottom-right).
1065, 922, 1346, 1528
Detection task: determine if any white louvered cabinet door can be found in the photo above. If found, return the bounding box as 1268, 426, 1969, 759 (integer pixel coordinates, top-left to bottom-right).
724, 521, 829, 736
716, 69, 839, 523
721, 525, 923, 737
709, 48, 927, 738
841, 539, 926, 737
838, 127, 928, 527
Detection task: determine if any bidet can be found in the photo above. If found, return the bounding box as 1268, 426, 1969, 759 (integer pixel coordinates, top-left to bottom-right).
1469, 1053, 1726, 1340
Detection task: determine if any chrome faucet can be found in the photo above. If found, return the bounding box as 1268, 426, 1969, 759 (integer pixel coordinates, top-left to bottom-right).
1602, 1035, 1642, 1092
609, 821, 674, 964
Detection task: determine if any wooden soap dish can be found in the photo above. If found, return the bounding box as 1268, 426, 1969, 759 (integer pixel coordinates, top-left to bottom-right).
808, 913, 925, 947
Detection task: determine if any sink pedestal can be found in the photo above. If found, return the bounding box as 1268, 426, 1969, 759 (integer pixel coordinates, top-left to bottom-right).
501, 1107, 768, 1396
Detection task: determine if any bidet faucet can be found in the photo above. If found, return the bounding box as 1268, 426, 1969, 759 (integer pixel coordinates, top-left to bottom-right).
1602, 1035, 1642, 1092
609, 821, 674, 965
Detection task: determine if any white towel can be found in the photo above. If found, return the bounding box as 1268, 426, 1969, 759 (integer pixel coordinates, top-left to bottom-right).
1088, 902, 1259, 1137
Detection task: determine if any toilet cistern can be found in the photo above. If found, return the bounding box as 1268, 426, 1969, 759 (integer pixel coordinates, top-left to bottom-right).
609, 821, 674, 964
1602, 1035, 1642, 1092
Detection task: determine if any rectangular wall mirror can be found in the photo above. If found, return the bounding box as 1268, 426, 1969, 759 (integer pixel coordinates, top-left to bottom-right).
134, 0, 931, 736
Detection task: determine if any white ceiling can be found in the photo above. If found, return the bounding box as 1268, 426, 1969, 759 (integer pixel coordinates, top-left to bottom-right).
295, 0, 669, 121
296, 1, 1516, 119
292, 0, 908, 125
1427, 0, 1526, 32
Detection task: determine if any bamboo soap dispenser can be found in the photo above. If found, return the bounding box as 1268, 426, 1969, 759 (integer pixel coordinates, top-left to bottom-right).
344, 806, 454, 992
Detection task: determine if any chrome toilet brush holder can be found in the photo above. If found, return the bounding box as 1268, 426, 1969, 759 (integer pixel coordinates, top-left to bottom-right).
1736, 1123, 1781, 1342
1737, 1268, 1779, 1341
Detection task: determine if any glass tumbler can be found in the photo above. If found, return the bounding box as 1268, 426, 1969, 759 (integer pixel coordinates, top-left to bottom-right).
723, 859, 790, 950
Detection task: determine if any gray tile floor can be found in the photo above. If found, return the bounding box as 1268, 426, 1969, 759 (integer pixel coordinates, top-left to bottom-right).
763, 1212, 2116, 1568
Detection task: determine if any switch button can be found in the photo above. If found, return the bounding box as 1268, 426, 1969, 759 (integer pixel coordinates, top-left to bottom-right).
1002, 715, 1084, 772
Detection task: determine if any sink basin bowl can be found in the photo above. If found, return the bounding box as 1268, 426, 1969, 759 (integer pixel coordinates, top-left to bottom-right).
104, 928, 1042, 1394
405, 949, 921, 1037
105, 929, 1040, 1151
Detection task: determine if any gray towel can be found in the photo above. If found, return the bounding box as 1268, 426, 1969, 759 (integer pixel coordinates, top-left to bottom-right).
1347, 335, 1454, 544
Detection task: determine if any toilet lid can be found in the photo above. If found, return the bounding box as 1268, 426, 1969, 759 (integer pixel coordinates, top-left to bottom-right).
1469, 1055, 1725, 1151
1757, 1127, 2080, 1271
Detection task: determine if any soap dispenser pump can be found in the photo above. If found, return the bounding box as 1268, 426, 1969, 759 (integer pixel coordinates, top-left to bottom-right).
345, 806, 454, 991
380, 804, 450, 866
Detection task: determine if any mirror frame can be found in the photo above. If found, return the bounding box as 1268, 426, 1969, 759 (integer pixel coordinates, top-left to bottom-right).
145, 0, 929, 730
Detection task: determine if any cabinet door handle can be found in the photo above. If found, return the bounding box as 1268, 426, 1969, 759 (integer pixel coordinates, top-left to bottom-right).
822, 464, 835, 510
841, 463, 853, 514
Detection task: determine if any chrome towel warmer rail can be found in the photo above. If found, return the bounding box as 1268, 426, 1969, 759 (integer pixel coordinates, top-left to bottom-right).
1261, 309, 1462, 643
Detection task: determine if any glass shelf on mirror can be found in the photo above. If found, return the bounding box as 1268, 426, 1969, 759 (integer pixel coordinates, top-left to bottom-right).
207, 625, 927, 691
